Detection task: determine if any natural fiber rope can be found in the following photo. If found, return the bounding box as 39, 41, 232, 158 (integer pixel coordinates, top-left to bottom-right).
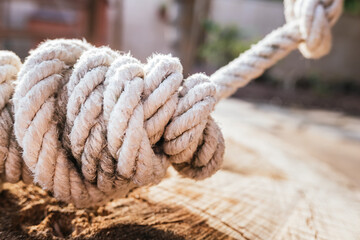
0, 0, 343, 207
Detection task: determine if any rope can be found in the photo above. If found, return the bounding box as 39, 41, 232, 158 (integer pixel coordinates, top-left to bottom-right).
0, 0, 343, 207
212, 0, 343, 100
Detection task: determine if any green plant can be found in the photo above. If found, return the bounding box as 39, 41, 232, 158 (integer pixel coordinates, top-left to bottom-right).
344, 0, 360, 15
198, 20, 253, 68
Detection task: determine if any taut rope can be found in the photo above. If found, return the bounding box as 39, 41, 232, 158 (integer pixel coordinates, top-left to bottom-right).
0, 0, 343, 207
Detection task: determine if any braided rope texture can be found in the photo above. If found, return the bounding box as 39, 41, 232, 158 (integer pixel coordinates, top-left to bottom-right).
0, 0, 342, 207
0, 40, 224, 207
212, 0, 343, 99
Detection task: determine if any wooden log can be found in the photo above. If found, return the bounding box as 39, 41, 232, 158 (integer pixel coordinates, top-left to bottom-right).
1, 99, 359, 239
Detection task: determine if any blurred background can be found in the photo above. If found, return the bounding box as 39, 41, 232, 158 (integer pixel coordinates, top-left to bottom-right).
0, 0, 359, 115
1, 2, 360, 237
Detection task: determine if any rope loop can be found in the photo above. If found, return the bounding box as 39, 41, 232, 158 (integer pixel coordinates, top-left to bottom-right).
0, 39, 225, 207
0, 0, 344, 207
284, 0, 343, 58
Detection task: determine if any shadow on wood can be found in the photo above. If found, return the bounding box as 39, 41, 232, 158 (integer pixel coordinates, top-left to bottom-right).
1, 99, 359, 239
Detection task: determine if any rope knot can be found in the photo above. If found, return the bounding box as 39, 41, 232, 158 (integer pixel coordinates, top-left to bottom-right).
2, 39, 224, 207
0, 0, 344, 207
284, 0, 343, 58
163, 73, 224, 179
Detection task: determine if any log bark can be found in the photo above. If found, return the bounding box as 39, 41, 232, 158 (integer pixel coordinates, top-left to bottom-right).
1, 99, 359, 239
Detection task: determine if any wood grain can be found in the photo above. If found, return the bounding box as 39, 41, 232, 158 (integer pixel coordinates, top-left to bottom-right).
1, 99, 359, 239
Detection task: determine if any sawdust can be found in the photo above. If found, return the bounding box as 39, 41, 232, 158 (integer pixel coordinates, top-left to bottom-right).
0, 182, 232, 240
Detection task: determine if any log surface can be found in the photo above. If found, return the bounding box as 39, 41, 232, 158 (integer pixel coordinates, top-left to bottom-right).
1, 99, 360, 239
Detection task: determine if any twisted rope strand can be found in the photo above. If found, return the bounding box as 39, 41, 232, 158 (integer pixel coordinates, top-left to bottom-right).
0, 0, 343, 207
212, 0, 343, 100
0, 51, 32, 186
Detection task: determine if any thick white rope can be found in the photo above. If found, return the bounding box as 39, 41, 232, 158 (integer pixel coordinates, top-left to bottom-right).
212, 0, 343, 100
0, 0, 343, 207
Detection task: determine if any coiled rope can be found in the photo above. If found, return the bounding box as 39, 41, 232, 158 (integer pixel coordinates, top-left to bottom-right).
0, 0, 343, 207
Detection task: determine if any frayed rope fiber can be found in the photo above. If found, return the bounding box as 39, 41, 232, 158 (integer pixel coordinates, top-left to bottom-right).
0, 0, 342, 207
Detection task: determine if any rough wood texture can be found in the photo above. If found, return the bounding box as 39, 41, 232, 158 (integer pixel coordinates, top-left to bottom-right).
1, 99, 359, 239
